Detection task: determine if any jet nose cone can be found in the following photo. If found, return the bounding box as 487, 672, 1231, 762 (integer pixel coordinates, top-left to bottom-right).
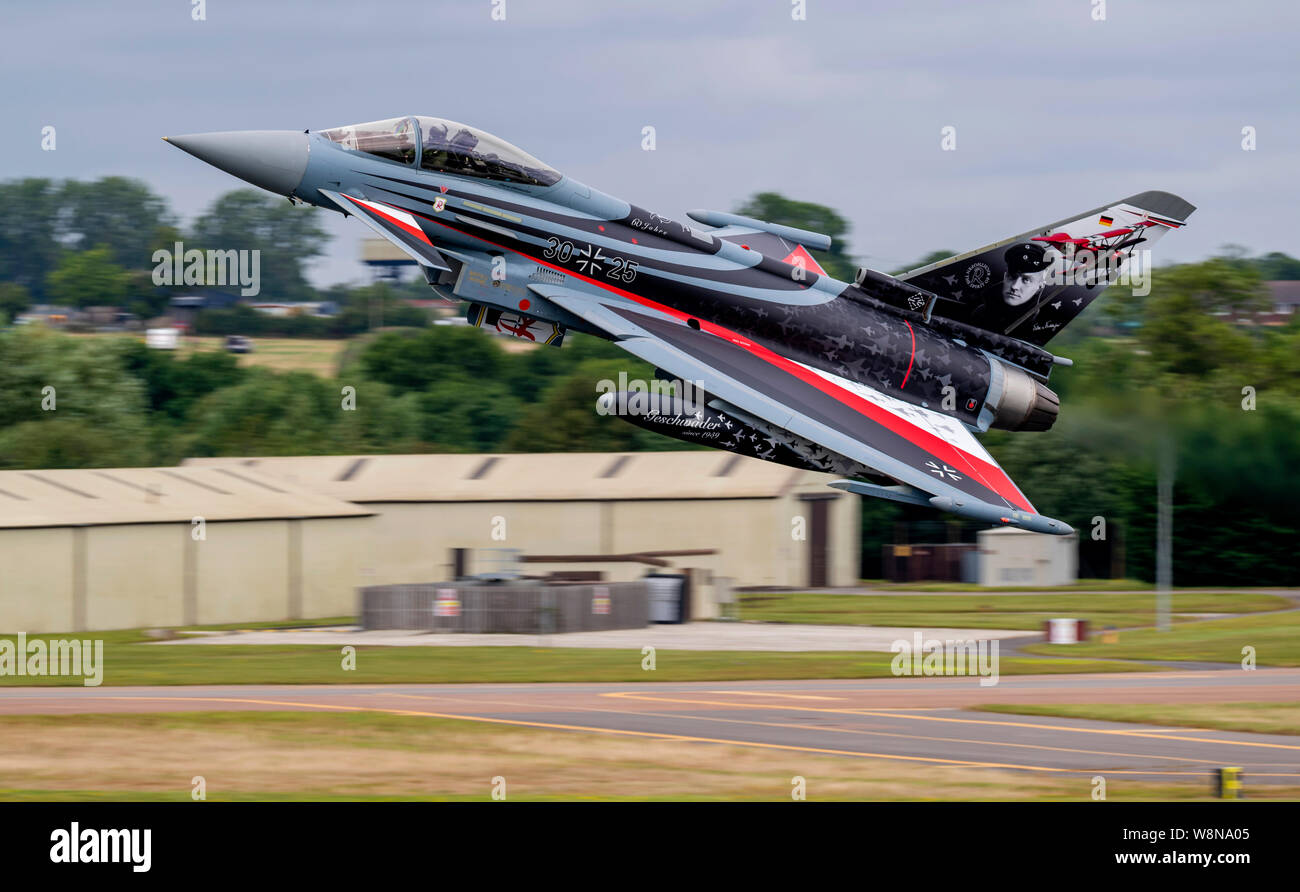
164, 130, 308, 196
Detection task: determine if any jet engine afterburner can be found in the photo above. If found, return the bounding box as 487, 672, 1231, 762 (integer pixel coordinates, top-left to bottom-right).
984, 359, 1059, 432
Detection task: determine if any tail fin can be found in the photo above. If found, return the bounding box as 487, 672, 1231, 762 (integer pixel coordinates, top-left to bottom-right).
900, 191, 1195, 345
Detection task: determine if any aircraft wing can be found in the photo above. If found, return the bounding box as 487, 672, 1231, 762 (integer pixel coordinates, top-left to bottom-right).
318, 189, 453, 271
544, 290, 1071, 534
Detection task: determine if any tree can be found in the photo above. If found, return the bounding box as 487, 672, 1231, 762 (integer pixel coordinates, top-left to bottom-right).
45, 246, 134, 308
57, 177, 177, 270
118, 340, 246, 420
188, 190, 330, 302
416, 375, 522, 452
1136, 258, 1268, 379
358, 325, 507, 393
178, 370, 344, 457
0, 417, 152, 470
1251, 251, 1300, 280
0, 327, 152, 468
332, 282, 429, 332
0, 282, 31, 319
500, 359, 688, 453
0, 179, 63, 301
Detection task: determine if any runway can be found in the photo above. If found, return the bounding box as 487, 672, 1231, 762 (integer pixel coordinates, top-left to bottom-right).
3, 669, 1298, 783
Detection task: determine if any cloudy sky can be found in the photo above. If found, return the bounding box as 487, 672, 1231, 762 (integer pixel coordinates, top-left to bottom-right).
3, 0, 1296, 286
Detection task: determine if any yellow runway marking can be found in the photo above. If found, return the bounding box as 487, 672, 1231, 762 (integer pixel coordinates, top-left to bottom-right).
17, 692, 1290, 781
1137, 728, 1224, 734
702, 691, 843, 700
96, 695, 1069, 773
602, 692, 1300, 753
1063, 770, 1300, 778
379, 691, 1217, 767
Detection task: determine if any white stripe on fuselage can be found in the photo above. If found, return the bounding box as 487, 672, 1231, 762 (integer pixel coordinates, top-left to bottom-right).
794, 361, 995, 465
347, 195, 422, 231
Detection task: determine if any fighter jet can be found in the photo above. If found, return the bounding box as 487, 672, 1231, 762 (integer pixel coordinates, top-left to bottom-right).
165, 117, 1196, 534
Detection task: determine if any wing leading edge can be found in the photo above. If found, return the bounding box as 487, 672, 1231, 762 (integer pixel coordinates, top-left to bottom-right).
319, 189, 453, 271
547, 291, 1072, 535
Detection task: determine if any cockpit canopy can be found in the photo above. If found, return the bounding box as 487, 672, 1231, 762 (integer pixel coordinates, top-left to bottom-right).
317, 117, 417, 164
317, 116, 561, 187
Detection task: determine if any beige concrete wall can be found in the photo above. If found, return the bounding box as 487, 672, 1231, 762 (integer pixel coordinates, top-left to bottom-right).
0, 527, 75, 632
3, 516, 393, 632
770, 496, 805, 588
0, 489, 863, 633
356, 501, 609, 585
300, 516, 371, 618
355, 496, 854, 590
193, 520, 290, 625
978, 529, 1078, 586
85, 524, 185, 630
769, 492, 861, 589
831, 493, 861, 586
609, 499, 760, 584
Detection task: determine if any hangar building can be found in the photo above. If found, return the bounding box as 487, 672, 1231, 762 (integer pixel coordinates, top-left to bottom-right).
0, 453, 857, 632
185, 451, 859, 593
0, 465, 371, 633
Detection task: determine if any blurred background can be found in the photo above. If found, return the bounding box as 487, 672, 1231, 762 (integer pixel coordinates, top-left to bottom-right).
1, 0, 1297, 590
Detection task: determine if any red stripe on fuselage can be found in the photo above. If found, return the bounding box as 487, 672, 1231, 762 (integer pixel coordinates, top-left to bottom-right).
343, 195, 435, 246
901, 320, 916, 389
390, 200, 1033, 512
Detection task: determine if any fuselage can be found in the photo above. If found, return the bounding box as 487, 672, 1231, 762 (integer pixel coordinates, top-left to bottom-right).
290, 127, 1010, 433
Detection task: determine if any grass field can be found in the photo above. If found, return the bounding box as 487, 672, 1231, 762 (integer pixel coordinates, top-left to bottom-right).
176, 336, 346, 375
975, 702, 1300, 737
0, 711, 1275, 801
737, 591, 1290, 632
859, 578, 1155, 592
71, 332, 348, 376
0, 628, 1158, 686
1022, 610, 1300, 666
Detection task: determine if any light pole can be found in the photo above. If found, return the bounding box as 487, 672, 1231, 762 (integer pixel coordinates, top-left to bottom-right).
1156, 438, 1174, 632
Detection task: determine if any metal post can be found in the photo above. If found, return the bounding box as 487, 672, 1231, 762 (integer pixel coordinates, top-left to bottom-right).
1156, 439, 1174, 632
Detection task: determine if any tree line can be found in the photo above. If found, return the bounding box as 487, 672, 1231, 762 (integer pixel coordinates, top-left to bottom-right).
0, 181, 1297, 584
0, 177, 371, 328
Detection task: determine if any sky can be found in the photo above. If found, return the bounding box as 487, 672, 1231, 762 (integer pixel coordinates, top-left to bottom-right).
3, 0, 1297, 287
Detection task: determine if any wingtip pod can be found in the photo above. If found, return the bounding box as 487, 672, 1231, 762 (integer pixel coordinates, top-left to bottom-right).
829, 479, 1073, 535
928, 496, 1074, 536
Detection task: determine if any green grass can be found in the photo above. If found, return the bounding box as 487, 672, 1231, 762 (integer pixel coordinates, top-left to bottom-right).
975, 702, 1300, 736
1022, 609, 1300, 666
0, 631, 1160, 686
859, 578, 1155, 592
738, 591, 1289, 631
2, 711, 1281, 801
73, 332, 348, 376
